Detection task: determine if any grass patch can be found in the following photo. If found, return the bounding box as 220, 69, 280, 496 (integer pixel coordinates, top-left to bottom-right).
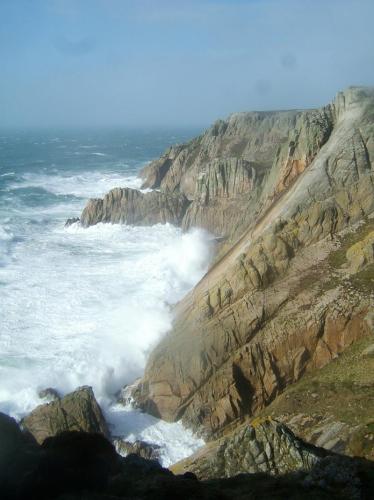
328, 218, 374, 269
261, 336, 374, 428
348, 264, 374, 293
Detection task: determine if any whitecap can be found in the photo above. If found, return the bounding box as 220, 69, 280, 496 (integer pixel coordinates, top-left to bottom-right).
8, 171, 143, 199
106, 404, 204, 467
0, 222, 213, 421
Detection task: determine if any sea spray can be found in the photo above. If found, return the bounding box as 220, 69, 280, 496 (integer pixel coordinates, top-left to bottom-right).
0, 221, 213, 414
0, 128, 205, 463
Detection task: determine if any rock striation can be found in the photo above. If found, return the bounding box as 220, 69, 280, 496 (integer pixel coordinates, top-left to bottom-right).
172, 417, 327, 479
21, 386, 109, 444
74, 87, 374, 451
131, 87, 374, 437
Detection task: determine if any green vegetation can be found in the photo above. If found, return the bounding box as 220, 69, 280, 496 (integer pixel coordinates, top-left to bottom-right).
328, 218, 374, 269
260, 336, 374, 459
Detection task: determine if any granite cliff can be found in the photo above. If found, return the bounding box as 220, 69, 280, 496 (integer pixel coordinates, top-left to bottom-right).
131, 87, 374, 439
75, 87, 374, 460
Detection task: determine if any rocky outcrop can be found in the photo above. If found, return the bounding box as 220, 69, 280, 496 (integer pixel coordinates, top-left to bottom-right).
171, 417, 374, 499
1, 413, 373, 499
113, 438, 161, 461
21, 386, 109, 444
172, 418, 327, 479
78, 87, 374, 243
137, 94, 337, 240
346, 230, 374, 272
80, 187, 189, 227
38, 387, 61, 402
132, 87, 374, 436
64, 217, 80, 227
252, 334, 374, 461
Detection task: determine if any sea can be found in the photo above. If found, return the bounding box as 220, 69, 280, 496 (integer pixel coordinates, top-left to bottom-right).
0, 127, 212, 465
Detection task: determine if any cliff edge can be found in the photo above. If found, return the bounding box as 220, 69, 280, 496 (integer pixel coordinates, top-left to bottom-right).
128, 87, 374, 446
75, 87, 374, 456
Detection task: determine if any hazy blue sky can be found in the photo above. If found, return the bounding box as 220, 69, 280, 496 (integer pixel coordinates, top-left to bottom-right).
1, 0, 374, 127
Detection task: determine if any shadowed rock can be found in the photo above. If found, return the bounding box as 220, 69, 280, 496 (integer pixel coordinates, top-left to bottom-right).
1, 414, 373, 499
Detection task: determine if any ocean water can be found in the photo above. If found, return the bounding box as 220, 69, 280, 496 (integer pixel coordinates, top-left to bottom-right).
0, 128, 209, 465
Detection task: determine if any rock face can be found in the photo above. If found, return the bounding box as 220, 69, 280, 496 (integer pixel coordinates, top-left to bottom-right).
346, 230, 374, 272
254, 335, 374, 461
132, 87, 374, 437
21, 386, 109, 444
172, 418, 327, 479
139, 97, 336, 241
80, 187, 189, 227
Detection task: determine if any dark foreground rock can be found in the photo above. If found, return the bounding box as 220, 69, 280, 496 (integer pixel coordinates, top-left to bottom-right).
21, 386, 109, 443
1, 413, 373, 500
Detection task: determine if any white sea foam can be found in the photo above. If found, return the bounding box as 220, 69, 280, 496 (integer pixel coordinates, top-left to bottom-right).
107, 404, 204, 467
1, 163, 210, 464
0, 224, 13, 241
0, 221, 213, 415
9, 171, 143, 198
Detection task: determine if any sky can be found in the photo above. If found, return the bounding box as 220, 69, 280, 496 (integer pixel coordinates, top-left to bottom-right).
1, 0, 374, 127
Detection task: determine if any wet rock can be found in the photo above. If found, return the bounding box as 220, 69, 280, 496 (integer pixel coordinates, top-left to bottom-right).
113, 438, 161, 461
38, 387, 61, 402
64, 217, 80, 227
21, 386, 109, 444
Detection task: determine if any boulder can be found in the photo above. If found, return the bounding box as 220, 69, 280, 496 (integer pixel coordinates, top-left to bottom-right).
21, 386, 109, 444
113, 438, 161, 461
